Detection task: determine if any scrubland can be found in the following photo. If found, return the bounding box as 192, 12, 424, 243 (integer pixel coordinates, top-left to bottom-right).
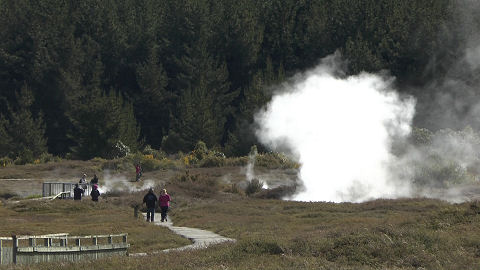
1, 156, 480, 269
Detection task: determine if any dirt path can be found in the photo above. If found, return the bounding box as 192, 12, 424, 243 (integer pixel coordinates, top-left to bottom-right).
129, 213, 235, 256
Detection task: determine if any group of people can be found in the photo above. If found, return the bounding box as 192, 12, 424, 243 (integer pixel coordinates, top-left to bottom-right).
143, 188, 171, 222
74, 173, 101, 201
72, 170, 172, 223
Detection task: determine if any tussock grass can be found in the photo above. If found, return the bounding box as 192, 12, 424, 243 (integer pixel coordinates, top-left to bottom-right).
0, 199, 190, 253
3, 161, 480, 269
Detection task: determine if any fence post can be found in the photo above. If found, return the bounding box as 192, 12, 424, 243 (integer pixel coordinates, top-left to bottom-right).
92, 237, 97, 245
29, 238, 36, 247
123, 234, 127, 244
0, 239, 3, 265
12, 235, 17, 264
60, 238, 67, 247
108, 236, 113, 245
75, 238, 81, 247
134, 205, 139, 218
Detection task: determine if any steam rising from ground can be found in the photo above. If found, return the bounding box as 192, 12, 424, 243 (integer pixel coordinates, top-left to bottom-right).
255, 53, 416, 202
97, 171, 156, 194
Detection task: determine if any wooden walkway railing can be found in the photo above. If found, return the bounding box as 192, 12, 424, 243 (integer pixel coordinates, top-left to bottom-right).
42, 182, 92, 199
0, 233, 129, 265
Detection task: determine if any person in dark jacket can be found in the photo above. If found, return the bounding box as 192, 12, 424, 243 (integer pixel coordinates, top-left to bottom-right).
90, 174, 99, 185
143, 188, 158, 222
73, 183, 84, 200
90, 184, 100, 202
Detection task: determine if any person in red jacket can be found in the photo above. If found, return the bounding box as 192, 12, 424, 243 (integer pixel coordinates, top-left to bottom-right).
135, 164, 142, 182
159, 189, 171, 222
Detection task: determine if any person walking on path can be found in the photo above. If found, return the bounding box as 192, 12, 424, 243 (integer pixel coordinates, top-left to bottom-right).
159, 189, 171, 222
135, 164, 142, 182
73, 183, 84, 200
143, 188, 157, 222
90, 184, 100, 202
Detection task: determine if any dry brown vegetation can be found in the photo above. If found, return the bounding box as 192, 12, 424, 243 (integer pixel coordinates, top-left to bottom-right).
2, 161, 480, 269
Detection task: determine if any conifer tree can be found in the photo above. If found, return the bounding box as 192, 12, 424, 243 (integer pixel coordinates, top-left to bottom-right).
1, 84, 47, 162
68, 89, 140, 160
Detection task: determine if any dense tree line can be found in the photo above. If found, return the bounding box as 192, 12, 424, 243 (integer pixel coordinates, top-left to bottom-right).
0, 0, 471, 161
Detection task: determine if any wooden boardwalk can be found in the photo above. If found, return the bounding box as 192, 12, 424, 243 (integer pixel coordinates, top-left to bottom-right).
129, 214, 235, 256
0, 233, 129, 265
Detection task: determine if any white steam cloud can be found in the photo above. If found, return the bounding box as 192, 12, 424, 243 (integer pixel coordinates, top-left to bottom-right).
98, 171, 156, 194
255, 53, 416, 202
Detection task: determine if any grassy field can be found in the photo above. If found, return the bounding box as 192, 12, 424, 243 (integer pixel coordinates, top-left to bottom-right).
2, 161, 480, 269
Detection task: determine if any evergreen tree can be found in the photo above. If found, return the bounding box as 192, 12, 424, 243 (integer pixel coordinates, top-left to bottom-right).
1, 84, 47, 162
168, 40, 234, 151
68, 89, 140, 160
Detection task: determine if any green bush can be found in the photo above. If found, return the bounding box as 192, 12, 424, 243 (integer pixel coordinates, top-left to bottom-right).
225, 156, 249, 166
38, 152, 61, 163
14, 149, 34, 165
142, 145, 166, 160
0, 156, 13, 167
199, 155, 225, 167
256, 152, 298, 169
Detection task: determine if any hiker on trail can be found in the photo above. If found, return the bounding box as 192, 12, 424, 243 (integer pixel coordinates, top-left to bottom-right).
90, 174, 99, 185
143, 188, 157, 222
73, 183, 84, 200
159, 189, 171, 222
79, 173, 88, 189
135, 164, 142, 182
90, 184, 100, 202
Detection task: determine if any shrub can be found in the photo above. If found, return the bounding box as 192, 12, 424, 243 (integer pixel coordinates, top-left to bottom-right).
199, 155, 225, 167
38, 152, 61, 163
141, 157, 163, 171
193, 141, 208, 160
256, 152, 299, 169
171, 171, 221, 198
0, 156, 13, 167
142, 145, 166, 160
225, 156, 249, 166
14, 149, 34, 165
245, 178, 264, 196
235, 238, 284, 255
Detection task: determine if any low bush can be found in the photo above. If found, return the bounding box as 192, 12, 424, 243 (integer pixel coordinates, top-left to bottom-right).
0, 156, 13, 167
199, 155, 225, 167
234, 237, 284, 255
170, 171, 221, 198
256, 152, 299, 169
142, 145, 167, 160
38, 152, 62, 163
224, 156, 249, 166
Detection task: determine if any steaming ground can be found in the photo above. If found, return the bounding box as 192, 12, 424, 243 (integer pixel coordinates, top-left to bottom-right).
255, 53, 416, 202
98, 171, 157, 194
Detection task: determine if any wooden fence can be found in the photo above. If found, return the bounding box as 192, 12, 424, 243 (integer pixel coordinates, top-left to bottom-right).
42, 182, 92, 199
0, 233, 129, 265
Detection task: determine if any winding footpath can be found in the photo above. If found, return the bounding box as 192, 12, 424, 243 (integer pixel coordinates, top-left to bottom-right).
129, 214, 235, 256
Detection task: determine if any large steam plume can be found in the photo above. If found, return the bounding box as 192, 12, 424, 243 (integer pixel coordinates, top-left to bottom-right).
255, 53, 416, 202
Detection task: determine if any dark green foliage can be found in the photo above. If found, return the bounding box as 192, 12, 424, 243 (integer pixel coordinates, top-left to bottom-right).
0, 85, 47, 163
0, 0, 468, 157
68, 90, 140, 160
